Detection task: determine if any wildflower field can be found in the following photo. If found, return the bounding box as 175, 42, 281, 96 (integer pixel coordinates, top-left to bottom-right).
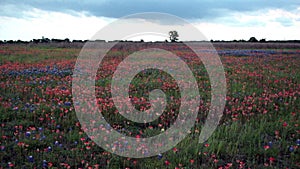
0, 42, 299, 168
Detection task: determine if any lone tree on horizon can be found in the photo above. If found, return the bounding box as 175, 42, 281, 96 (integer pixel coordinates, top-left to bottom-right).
169, 30, 179, 42
248, 37, 258, 42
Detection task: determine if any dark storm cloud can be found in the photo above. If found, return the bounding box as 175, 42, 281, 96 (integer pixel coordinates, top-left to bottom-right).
1, 0, 299, 19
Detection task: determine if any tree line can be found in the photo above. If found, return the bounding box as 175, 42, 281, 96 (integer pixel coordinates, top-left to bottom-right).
1, 32, 299, 44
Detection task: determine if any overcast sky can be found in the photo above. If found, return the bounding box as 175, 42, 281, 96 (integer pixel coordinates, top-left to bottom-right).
0, 0, 299, 41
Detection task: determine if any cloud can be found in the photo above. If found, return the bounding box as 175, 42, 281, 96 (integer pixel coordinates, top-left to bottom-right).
208, 8, 300, 27
268, 9, 300, 27
194, 8, 300, 40
0, 3, 31, 18
0, 8, 115, 41
1, 0, 299, 19
0, 1, 299, 41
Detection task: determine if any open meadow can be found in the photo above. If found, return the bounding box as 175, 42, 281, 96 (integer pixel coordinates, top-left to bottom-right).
0, 42, 299, 168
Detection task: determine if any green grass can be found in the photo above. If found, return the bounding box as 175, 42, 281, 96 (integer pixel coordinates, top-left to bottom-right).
0, 44, 299, 168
